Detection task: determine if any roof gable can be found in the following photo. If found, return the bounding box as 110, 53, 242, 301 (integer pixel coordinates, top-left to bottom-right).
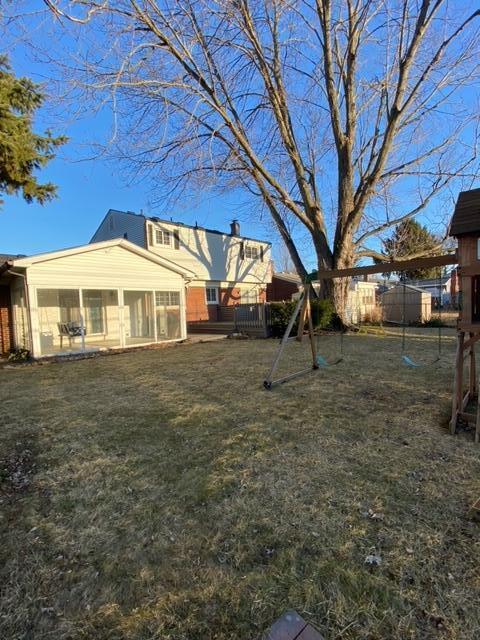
449, 188, 480, 237
273, 272, 302, 283
9, 239, 196, 278
383, 283, 431, 295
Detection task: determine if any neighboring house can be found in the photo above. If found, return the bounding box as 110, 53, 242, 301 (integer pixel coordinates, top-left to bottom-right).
0, 239, 194, 358
0, 254, 26, 353
90, 210, 272, 323
381, 284, 432, 324
345, 280, 379, 324
406, 271, 457, 307
309, 278, 378, 324
267, 272, 302, 301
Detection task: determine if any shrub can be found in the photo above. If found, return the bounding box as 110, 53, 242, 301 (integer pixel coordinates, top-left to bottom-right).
311, 298, 336, 329
362, 307, 384, 326
269, 298, 337, 337
8, 348, 31, 363
269, 301, 298, 337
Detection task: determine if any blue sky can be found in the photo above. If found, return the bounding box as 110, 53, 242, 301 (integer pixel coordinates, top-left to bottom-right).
1, 31, 283, 261
1, 3, 478, 269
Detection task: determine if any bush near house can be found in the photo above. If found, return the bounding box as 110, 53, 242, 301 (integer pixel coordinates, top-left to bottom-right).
270, 298, 336, 337
7, 348, 30, 362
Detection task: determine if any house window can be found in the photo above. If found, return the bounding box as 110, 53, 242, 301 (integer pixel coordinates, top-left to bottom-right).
241, 289, 258, 304
155, 229, 171, 246
205, 287, 218, 304
83, 291, 105, 334
155, 291, 180, 306
245, 245, 259, 259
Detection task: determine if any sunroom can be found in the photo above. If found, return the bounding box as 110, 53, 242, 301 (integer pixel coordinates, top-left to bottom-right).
1, 239, 194, 358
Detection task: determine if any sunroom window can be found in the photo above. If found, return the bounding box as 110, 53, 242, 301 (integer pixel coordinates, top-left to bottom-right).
155, 290, 181, 339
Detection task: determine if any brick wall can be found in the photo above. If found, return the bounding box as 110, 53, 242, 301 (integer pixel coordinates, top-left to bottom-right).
186, 286, 218, 322
187, 285, 267, 323
266, 276, 299, 301
0, 286, 13, 354
220, 287, 241, 306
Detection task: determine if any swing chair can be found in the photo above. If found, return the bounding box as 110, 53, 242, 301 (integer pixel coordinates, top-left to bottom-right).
399, 276, 443, 368
315, 322, 344, 366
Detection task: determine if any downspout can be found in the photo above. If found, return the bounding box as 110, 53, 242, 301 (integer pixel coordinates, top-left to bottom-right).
8, 269, 34, 355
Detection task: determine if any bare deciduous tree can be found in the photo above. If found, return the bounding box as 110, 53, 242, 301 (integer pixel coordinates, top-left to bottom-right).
31, 0, 480, 319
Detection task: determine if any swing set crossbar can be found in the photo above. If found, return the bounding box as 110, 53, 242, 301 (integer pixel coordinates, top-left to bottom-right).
315, 253, 457, 280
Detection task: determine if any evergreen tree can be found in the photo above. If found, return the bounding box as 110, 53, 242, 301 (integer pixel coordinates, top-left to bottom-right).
0, 56, 66, 206
381, 219, 443, 280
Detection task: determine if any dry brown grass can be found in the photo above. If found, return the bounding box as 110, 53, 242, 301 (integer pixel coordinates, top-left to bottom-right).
1, 335, 479, 640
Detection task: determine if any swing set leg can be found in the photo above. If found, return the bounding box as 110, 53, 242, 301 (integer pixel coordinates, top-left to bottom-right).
264, 284, 318, 389
450, 331, 464, 435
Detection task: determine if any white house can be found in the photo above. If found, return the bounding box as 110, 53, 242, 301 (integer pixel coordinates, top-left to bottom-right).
310, 278, 378, 324
345, 280, 379, 324
90, 210, 272, 323
405, 273, 456, 307
0, 238, 194, 358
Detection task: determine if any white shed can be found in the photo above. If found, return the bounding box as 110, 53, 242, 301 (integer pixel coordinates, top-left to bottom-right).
1, 239, 195, 358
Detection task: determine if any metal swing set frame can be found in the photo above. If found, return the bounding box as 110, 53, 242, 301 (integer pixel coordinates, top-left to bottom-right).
264, 252, 457, 390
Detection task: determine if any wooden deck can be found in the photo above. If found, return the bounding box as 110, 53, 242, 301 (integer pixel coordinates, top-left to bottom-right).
264, 611, 324, 640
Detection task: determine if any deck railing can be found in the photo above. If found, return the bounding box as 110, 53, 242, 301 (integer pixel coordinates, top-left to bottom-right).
219, 303, 271, 336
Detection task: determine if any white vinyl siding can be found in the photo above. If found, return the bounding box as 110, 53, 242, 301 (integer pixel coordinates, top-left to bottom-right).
19, 244, 187, 357
147, 221, 271, 284
24, 245, 183, 289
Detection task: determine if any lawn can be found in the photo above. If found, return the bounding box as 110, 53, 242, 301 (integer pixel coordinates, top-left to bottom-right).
1, 335, 479, 640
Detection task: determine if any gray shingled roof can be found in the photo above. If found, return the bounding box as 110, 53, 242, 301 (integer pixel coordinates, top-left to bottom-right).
0, 253, 26, 264
273, 271, 302, 283
449, 188, 480, 237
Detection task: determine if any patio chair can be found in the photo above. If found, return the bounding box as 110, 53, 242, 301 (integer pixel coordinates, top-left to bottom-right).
57, 321, 86, 349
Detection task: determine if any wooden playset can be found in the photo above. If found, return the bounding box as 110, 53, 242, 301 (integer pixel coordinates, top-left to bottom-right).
265, 188, 480, 442
448, 188, 480, 441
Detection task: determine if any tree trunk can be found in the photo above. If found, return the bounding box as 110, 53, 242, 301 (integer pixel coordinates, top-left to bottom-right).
332, 277, 351, 326
320, 229, 356, 326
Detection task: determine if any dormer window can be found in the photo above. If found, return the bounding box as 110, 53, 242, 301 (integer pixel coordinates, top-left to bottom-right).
245, 245, 259, 259
155, 229, 171, 246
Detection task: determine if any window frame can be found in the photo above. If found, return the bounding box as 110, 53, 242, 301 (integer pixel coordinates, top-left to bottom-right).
83, 291, 106, 335
155, 291, 180, 307
244, 245, 259, 260
205, 287, 219, 305
155, 228, 172, 246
